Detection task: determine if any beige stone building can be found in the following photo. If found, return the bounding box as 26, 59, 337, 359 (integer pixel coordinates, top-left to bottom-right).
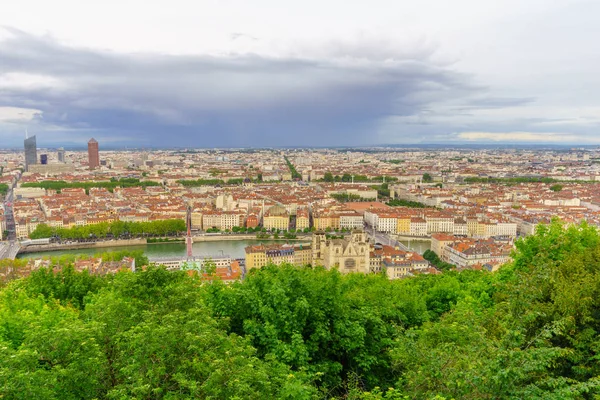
296, 207, 310, 230
263, 205, 290, 231
245, 243, 312, 270
312, 230, 370, 274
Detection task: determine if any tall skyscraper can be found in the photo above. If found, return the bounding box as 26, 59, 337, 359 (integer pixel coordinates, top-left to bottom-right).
24, 135, 37, 172
88, 138, 99, 170
40, 154, 48, 164
57, 147, 65, 163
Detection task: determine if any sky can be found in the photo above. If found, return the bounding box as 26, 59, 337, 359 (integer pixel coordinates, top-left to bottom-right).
1, 0, 600, 148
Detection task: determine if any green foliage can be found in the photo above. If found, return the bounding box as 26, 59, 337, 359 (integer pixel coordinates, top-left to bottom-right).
423, 249, 455, 272
0, 266, 317, 399
422, 173, 433, 183
392, 220, 600, 398
147, 237, 185, 243
3, 220, 600, 398
178, 178, 226, 186
331, 193, 362, 202
24, 265, 108, 309
284, 156, 302, 180
179, 176, 246, 185
21, 179, 160, 193
331, 193, 376, 203
371, 176, 398, 183
205, 265, 435, 393
29, 219, 186, 240
323, 174, 397, 184
387, 199, 432, 208
0, 183, 8, 196
550, 183, 564, 192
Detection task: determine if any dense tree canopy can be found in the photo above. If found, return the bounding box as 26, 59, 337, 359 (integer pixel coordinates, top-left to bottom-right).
2, 219, 600, 398
284, 156, 302, 180
21, 178, 160, 193
0, 265, 317, 399
387, 198, 433, 208
29, 219, 186, 240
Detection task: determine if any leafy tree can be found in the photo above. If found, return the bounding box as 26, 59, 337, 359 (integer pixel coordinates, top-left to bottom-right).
29, 223, 53, 239
423, 249, 455, 272
24, 265, 108, 309
0, 266, 317, 399
387, 199, 432, 208
388, 220, 600, 398
422, 173, 433, 183
204, 265, 430, 393
4, 221, 600, 398
284, 156, 302, 180
30, 219, 186, 240
21, 179, 160, 193
324, 172, 334, 182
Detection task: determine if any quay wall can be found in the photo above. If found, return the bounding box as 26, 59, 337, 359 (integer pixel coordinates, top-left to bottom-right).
18, 238, 148, 254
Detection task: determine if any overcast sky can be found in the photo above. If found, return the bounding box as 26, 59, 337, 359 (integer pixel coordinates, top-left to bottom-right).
1, 0, 599, 148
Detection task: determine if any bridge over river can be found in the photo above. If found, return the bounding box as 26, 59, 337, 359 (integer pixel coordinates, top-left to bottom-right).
0, 241, 22, 260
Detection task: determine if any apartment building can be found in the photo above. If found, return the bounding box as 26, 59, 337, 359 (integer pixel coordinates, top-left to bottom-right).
245, 243, 311, 269
445, 240, 512, 269
426, 215, 454, 234
339, 212, 364, 230
410, 217, 427, 236
295, 207, 310, 230
202, 211, 244, 230
263, 205, 290, 231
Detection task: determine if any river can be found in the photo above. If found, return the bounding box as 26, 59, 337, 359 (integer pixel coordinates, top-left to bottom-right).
17, 239, 307, 260
18, 238, 430, 260
399, 240, 430, 254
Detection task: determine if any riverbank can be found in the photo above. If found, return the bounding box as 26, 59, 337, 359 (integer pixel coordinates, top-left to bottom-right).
17, 234, 314, 255
192, 234, 312, 242
17, 239, 303, 260
395, 235, 431, 241
18, 238, 147, 254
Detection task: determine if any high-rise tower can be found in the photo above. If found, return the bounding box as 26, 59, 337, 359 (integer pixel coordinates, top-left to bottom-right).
88, 138, 99, 170
24, 134, 37, 172
57, 147, 65, 163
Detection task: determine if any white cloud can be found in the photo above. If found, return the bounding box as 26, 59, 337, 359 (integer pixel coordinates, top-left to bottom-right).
0, 106, 42, 122
456, 131, 598, 143
0, 72, 66, 90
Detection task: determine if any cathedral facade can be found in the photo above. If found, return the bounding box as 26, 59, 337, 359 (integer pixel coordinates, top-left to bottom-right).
312, 230, 370, 274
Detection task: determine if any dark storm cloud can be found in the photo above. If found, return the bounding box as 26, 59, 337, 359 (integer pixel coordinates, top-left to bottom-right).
0, 28, 481, 147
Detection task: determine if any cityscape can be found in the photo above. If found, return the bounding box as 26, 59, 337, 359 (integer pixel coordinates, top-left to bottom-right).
2, 137, 600, 280
3, 0, 600, 398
